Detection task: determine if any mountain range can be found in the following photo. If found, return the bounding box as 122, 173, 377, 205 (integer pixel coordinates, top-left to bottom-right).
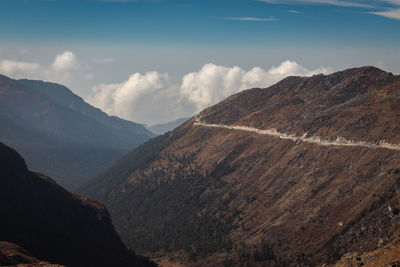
0, 74, 155, 189
81, 66, 400, 266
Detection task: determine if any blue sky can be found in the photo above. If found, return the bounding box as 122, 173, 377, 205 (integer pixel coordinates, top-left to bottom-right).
0, 0, 399, 124
1, 0, 400, 46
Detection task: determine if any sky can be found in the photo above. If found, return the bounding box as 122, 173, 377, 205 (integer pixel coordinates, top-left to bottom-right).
0, 0, 399, 125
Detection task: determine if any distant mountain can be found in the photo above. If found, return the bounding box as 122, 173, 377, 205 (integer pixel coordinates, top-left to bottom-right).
0, 142, 155, 267
147, 117, 189, 135
81, 67, 400, 266
0, 74, 155, 189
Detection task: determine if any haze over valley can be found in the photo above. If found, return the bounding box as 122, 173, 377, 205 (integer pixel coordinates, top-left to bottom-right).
1, 0, 400, 266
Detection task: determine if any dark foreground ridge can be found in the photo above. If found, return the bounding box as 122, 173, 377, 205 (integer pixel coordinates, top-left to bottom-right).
0, 142, 155, 267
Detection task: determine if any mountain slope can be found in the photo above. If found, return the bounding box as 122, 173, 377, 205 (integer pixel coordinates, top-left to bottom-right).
0, 142, 155, 267
0, 74, 155, 189
15, 79, 153, 148
331, 234, 400, 267
0, 241, 63, 266
81, 66, 400, 266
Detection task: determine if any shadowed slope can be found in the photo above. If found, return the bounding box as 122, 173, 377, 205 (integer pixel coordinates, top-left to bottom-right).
0, 143, 155, 267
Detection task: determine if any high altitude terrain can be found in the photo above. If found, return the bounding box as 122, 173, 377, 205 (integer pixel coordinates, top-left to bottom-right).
82, 66, 400, 266
0, 74, 154, 189
0, 142, 155, 267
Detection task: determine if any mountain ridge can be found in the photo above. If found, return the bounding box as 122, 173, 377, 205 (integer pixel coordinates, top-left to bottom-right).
81, 66, 400, 266
0, 74, 155, 189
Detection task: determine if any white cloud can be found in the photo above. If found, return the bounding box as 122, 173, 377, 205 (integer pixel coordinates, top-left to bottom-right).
0, 59, 40, 77
180, 60, 332, 113
180, 64, 245, 111
88, 61, 332, 124
87, 71, 177, 124
0, 51, 91, 92
257, 0, 374, 8
258, 0, 400, 20
268, 60, 308, 75
0, 51, 333, 125
301, 0, 373, 8
52, 51, 80, 71
370, 8, 400, 19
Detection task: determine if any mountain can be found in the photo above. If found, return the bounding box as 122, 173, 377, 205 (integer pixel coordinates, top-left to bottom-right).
81, 66, 400, 266
0, 241, 63, 266
0, 74, 155, 189
332, 234, 400, 266
147, 117, 189, 135
0, 142, 155, 267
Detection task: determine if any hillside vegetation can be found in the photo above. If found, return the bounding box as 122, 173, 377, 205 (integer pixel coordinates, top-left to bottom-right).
82, 66, 400, 266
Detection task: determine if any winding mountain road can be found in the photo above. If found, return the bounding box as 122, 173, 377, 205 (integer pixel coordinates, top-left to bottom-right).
193, 119, 400, 151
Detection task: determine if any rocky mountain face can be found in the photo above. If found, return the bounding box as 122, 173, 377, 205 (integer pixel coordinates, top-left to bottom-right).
331, 234, 400, 266
0, 75, 155, 189
81, 66, 400, 266
0, 142, 155, 267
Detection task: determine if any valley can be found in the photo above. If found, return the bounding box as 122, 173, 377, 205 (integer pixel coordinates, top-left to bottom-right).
2, 0, 400, 265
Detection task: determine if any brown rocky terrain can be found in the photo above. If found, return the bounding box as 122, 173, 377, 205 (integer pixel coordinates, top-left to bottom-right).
0, 143, 155, 267
0, 241, 63, 267
82, 66, 400, 266
330, 234, 400, 266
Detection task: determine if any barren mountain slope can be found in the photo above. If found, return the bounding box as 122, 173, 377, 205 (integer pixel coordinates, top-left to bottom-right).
82, 66, 400, 266
331, 234, 400, 267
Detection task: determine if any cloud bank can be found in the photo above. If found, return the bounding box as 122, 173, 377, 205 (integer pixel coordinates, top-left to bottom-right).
0, 60, 40, 77
87, 60, 332, 124
0, 50, 94, 91
256, 0, 374, 8
0, 51, 332, 125
0, 51, 83, 81
89, 71, 170, 122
